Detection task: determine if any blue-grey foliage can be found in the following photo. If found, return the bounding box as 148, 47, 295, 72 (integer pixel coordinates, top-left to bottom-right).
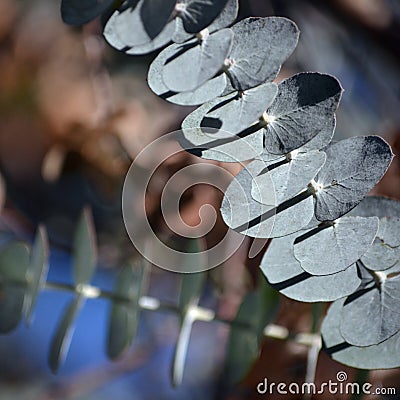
15, 0, 400, 376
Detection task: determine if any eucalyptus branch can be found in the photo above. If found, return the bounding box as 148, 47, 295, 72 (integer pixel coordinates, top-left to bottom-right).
19, 277, 320, 347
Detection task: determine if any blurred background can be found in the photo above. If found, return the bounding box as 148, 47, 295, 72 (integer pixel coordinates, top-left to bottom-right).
0, 0, 399, 399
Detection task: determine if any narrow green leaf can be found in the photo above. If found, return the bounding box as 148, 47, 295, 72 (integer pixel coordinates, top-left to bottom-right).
0, 172, 5, 212
24, 226, 49, 324
171, 239, 209, 386
0, 242, 30, 281
178, 239, 207, 314
49, 295, 84, 373
107, 303, 138, 360
0, 286, 26, 333
72, 208, 97, 286
0, 243, 30, 333
107, 261, 148, 359
224, 321, 258, 387
174, 242, 207, 385
179, 271, 206, 312
224, 281, 279, 386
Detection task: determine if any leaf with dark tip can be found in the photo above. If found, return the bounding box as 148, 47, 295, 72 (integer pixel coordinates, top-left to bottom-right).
314, 136, 393, 221
107, 262, 148, 359
263, 73, 342, 154
61, 0, 114, 26
294, 216, 378, 275
322, 299, 400, 369
340, 268, 400, 347
258, 116, 335, 163
0, 243, 30, 333
148, 43, 227, 105
103, 1, 140, 50
73, 208, 97, 286
177, 0, 229, 34
225, 281, 278, 386
261, 233, 361, 302
251, 150, 326, 204
125, 21, 175, 55
49, 295, 84, 373
220, 159, 314, 238
104, 0, 173, 50
206, 0, 238, 30
24, 226, 49, 324
178, 125, 264, 162
227, 17, 299, 91
172, 0, 238, 43
163, 28, 234, 92
140, 0, 177, 39
183, 82, 277, 134
360, 217, 400, 271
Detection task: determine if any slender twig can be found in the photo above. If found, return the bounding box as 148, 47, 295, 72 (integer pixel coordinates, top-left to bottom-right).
7, 277, 322, 348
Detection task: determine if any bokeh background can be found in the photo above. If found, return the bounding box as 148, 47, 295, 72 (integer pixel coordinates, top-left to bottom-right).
0, 0, 399, 399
